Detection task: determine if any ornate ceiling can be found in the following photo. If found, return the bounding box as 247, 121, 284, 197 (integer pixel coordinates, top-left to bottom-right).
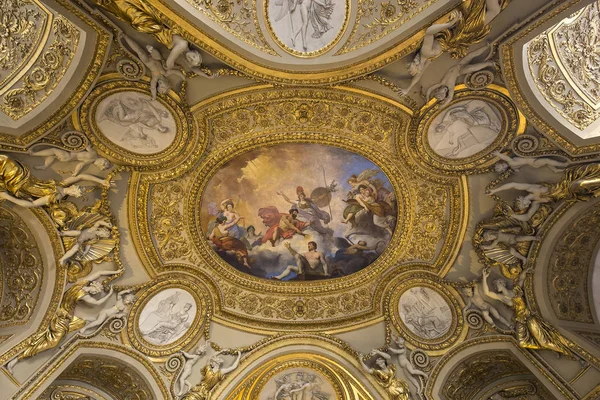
1, 0, 600, 399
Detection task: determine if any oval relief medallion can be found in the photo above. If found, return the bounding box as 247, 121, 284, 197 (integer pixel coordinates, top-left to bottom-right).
387, 276, 465, 351
265, 0, 349, 56
138, 288, 197, 346
127, 278, 209, 357
427, 99, 502, 160
95, 91, 177, 155
405, 85, 523, 175
200, 143, 398, 281
398, 287, 452, 340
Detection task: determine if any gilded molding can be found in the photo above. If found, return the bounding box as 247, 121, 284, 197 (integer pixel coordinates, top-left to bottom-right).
481, 380, 557, 400
575, 331, 600, 350
13, 341, 169, 399
38, 384, 108, 400
0, 209, 66, 368
0, 16, 80, 120
336, 0, 438, 55
384, 272, 466, 354
184, 0, 277, 55
263, 0, 350, 58
500, 0, 600, 155
526, 5, 600, 131
125, 0, 447, 84
228, 356, 345, 399
58, 355, 154, 399
0, 206, 44, 328
0, 0, 110, 147
198, 86, 408, 151
442, 350, 531, 400
213, 334, 385, 399
0, 0, 50, 92
124, 276, 213, 358
125, 85, 467, 332
426, 336, 574, 400
546, 202, 600, 323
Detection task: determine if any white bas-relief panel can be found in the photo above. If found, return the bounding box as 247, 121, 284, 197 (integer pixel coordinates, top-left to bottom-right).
95, 92, 176, 154
138, 289, 197, 346
399, 287, 452, 340
427, 99, 502, 159
259, 369, 335, 399
266, 0, 348, 56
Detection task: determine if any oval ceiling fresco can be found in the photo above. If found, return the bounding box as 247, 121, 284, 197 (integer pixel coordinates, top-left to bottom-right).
200, 143, 398, 281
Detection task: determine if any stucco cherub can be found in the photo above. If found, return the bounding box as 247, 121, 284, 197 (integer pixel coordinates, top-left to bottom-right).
79, 288, 136, 335
29, 144, 112, 177
5, 269, 121, 373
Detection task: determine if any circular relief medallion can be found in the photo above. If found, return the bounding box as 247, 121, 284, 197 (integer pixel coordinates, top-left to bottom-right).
95, 91, 177, 155
399, 287, 452, 340
388, 276, 464, 351
127, 280, 208, 356
79, 80, 198, 168
406, 85, 523, 175
138, 288, 196, 345
200, 143, 398, 281
265, 0, 349, 57
427, 99, 502, 159
258, 368, 337, 399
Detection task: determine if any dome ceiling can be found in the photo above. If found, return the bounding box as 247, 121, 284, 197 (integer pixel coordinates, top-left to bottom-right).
1, 0, 600, 400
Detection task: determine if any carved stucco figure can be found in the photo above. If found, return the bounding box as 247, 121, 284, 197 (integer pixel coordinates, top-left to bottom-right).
5, 269, 122, 373
388, 336, 428, 395
79, 288, 136, 335
28, 144, 111, 177
482, 267, 579, 359
180, 350, 242, 400
359, 350, 410, 400
426, 44, 496, 106
0, 154, 111, 209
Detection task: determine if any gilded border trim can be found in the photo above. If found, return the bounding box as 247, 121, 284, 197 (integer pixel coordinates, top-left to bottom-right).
0, 0, 110, 147
500, 0, 600, 155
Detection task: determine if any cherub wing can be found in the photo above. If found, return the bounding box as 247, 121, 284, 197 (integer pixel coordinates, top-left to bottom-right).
76, 238, 117, 263
356, 169, 380, 182
480, 245, 519, 266
64, 211, 107, 231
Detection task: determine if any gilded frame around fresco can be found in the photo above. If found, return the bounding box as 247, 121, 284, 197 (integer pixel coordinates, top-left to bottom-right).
214, 335, 384, 399
128, 0, 460, 85
125, 85, 468, 333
